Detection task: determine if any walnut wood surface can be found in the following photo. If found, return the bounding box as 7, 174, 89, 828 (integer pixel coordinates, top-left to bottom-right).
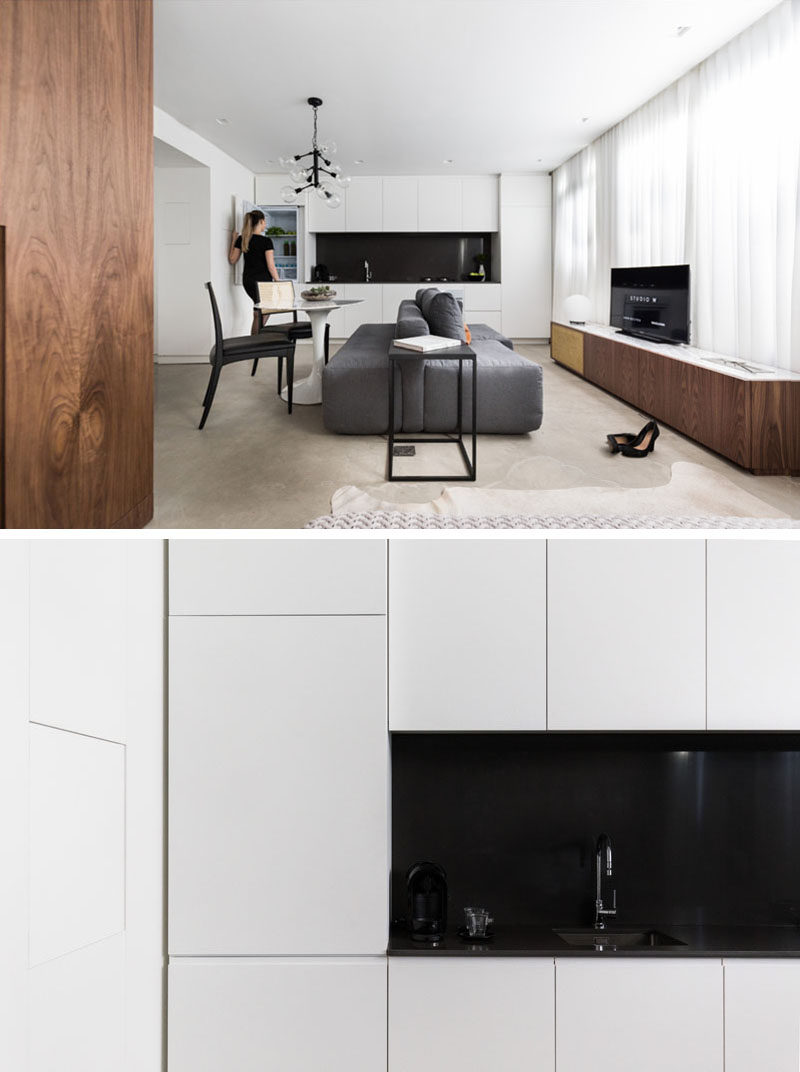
0, 0, 153, 527
553, 323, 800, 473
0, 225, 5, 527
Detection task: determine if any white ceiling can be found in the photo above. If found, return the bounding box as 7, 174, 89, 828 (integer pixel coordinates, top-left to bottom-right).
154, 0, 782, 175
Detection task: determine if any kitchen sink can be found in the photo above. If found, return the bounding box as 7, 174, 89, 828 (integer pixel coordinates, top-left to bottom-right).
554, 928, 686, 949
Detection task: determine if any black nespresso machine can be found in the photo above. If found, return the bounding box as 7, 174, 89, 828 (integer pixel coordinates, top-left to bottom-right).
406, 861, 448, 942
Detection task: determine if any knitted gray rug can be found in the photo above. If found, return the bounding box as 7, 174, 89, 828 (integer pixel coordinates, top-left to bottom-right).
307, 513, 800, 529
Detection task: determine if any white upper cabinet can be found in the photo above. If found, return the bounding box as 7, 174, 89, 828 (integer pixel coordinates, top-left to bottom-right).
306, 185, 347, 232
169, 538, 386, 616
170, 957, 387, 1072
547, 540, 706, 730
389, 539, 547, 731
389, 958, 554, 1072
169, 614, 388, 955
382, 177, 418, 231
707, 540, 800, 730
461, 175, 499, 231
724, 960, 800, 1072
254, 173, 307, 207
346, 176, 382, 231
556, 959, 723, 1072
418, 176, 463, 231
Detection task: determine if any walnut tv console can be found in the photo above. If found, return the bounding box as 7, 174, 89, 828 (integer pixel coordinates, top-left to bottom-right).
551, 321, 800, 475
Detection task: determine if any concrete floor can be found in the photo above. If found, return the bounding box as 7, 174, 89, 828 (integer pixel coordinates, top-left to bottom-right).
152, 343, 800, 528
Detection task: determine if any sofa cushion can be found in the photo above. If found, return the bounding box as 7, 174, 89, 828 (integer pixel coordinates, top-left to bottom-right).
417, 287, 440, 321
467, 323, 515, 350
395, 299, 429, 339
427, 291, 467, 341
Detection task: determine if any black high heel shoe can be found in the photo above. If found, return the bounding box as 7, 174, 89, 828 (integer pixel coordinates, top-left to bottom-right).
606, 432, 636, 454
619, 419, 660, 458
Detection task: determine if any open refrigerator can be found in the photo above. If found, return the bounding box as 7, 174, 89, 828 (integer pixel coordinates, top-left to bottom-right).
233, 197, 305, 285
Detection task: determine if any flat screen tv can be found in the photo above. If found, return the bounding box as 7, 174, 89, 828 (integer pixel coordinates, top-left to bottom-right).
610, 264, 690, 344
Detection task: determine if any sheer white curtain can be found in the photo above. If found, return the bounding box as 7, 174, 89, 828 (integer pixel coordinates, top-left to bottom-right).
552, 0, 800, 372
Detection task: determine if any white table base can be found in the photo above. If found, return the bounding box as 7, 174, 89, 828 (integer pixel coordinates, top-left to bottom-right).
280, 306, 329, 406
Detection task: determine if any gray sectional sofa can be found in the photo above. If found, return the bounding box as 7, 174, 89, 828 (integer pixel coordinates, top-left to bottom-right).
322, 288, 543, 434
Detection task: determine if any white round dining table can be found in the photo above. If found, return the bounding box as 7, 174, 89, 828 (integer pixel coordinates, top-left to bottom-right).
255, 297, 363, 406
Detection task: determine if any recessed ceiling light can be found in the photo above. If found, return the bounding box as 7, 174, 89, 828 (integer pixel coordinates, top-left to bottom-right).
215, 117, 229, 125
443, 158, 454, 164
677, 25, 691, 36
354, 158, 365, 164
581, 117, 590, 124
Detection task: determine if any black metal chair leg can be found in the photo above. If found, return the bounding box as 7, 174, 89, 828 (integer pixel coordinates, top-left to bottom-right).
324, 323, 331, 365
199, 365, 221, 429
278, 354, 283, 394
251, 358, 259, 377
286, 346, 295, 414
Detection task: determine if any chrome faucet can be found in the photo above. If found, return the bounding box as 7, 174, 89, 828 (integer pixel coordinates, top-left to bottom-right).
364, 259, 372, 282
594, 833, 617, 930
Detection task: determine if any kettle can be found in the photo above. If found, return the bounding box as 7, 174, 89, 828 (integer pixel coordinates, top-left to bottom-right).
312, 263, 330, 283
406, 861, 448, 942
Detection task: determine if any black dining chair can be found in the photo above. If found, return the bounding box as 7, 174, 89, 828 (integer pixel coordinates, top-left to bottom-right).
200, 281, 296, 429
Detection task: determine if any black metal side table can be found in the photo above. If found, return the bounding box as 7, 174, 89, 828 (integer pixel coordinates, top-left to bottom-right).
386, 342, 477, 482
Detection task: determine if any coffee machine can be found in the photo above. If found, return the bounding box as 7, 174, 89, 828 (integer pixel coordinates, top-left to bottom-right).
406, 861, 447, 942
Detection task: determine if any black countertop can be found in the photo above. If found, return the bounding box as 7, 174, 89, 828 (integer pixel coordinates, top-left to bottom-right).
388, 923, 800, 958
310, 279, 500, 285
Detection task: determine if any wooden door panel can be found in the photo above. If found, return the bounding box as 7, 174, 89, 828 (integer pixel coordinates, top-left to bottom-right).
0, 0, 153, 527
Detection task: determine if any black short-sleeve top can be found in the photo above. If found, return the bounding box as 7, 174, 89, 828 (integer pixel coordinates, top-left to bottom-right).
234, 232, 274, 284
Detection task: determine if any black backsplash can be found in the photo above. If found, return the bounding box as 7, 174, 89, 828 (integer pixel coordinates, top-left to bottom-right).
314, 233, 492, 283
391, 733, 800, 929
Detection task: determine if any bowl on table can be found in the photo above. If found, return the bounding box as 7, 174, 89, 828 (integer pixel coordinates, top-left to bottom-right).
301, 287, 337, 301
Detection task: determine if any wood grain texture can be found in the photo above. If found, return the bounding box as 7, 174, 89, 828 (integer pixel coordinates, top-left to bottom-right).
584, 336, 641, 408
750, 381, 800, 475
0, 0, 153, 527
674, 361, 751, 468
0, 224, 5, 527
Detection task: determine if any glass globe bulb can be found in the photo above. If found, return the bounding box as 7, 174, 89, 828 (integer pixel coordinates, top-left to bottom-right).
335, 174, 351, 189
327, 161, 342, 177
278, 155, 296, 170
316, 182, 332, 201
320, 140, 337, 156
326, 192, 342, 209
280, 185, 298, 204
289, 165, 307, 184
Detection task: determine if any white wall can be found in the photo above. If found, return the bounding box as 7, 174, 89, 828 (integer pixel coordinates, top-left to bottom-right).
0, 540, 165, 1072
154, 166, 211, 357
154, 107, 256, 354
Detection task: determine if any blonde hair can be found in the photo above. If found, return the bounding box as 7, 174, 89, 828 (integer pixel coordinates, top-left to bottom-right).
241, 210, 265, 253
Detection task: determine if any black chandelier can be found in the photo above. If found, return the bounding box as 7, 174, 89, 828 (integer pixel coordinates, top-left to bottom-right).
279, 97, 350, 208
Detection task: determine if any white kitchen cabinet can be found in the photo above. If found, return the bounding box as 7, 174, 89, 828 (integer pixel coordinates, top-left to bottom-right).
461, 175, 499, 231
724, 959, 800, 1072
464, 282, 502, 311
306, 184, 346, 232
418, 176, 462, 231
169, 614, 387, 955
547, 540, 706, 730
382, 283, 419, 320
707, 541, 800, 729
254, 173, 307, 207
389, 958, 554, 1072
339, 283, 383, 335
556, 959, 723, 1072
169, 957, 386, 1072
501, 203, 551, 336
389, 540, 547, 730
346, 176, 382, 231
468, 309, 503, 331
169, 538, 386, 616
382, 176, 418, 231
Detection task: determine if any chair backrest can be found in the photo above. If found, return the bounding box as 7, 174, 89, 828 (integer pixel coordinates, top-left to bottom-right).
205, 281, 224, 363
257, 280, 295, 309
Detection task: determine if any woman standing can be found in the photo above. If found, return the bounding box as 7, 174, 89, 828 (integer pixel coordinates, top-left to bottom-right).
228, 210, 279, 333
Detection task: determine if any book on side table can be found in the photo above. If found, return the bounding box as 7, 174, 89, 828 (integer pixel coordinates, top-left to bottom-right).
392, 335, 462, 352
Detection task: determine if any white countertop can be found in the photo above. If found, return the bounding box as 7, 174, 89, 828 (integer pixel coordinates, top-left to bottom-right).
552, 320, 800, 383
